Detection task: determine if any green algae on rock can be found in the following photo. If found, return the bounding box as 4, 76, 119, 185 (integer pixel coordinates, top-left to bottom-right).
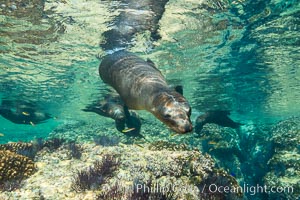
264, 117, 300, 200
271, 117, 300, 152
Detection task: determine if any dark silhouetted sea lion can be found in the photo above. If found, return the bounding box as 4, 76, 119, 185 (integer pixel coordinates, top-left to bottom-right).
99, 51, 193, 133
82, 95, 143, 137
0, 100, 51, 125
195, 110, 242, 133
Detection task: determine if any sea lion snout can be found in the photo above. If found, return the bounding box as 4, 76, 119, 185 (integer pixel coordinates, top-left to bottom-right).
109, 107, 125, 121
172, 117, 193, 133
158, 113, 193, 134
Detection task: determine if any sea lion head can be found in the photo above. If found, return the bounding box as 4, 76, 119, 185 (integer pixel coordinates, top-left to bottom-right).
106, 105, 125, 121
152, 91, 193, 133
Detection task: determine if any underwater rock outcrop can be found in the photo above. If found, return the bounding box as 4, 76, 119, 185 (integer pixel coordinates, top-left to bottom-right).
0, 150, 35, 184
196, 123, 244, 183
94, 145, 244, 200
263, 117, 300, 200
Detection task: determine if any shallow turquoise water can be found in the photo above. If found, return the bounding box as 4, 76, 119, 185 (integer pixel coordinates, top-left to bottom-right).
0, 0, 299, 141
0, 1, 299, 199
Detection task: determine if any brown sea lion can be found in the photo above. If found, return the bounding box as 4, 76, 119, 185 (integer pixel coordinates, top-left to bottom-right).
82, 95, 143, 137
195, 110, 242, 133
99, 51, 193, 133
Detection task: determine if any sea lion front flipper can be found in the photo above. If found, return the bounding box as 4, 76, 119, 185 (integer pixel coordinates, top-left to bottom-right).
115, 119, 126, 132
174, 85, 183, 95
122, 105, 143, 137
146, 58, 162, 73
146, 58, 156, 67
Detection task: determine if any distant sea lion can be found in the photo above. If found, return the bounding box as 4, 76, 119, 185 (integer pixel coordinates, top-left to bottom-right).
99, 51, 193, 133
82, 95, 143, 137
82, 95, 126, 131
0, 100, 51, 125
195, 110, 242, 133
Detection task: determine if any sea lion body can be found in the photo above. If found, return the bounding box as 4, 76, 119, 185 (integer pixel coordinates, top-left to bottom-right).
99, 51, 192, 133
82, 95, 125, 121
195, 110, 242, 133
0, 100, 51, 125
82, 95, 142, 136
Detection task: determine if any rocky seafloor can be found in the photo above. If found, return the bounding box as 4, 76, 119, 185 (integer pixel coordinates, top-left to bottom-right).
0, 141, 242, 199
0, 117, 299, 200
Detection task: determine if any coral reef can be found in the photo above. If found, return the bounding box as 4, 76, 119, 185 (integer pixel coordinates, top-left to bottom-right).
148, 140, 190, 151
0, 150, 35, 184
67, 142, 82, 159
0, 142, 37, 159
263, 117, 300, 200
43, 138, 65, 151
196, 169, 243, 200
93, 135, 120, 147
71, 154, 119, 192
95, 145, 244, 199
0, 142, 245, 199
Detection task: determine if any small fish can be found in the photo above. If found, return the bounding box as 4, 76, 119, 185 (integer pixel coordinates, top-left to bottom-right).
122, 127, 135, 133
22, 111, 30, 116
0, 133, 4, 137
30, 121, 35, 126
208, 141, 217, 145
134, 143, 144, 148
170, 133, 180, 137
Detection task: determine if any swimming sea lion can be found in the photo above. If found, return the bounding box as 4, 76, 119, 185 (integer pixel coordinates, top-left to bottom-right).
0, 100, 51, 125
99, 51, 193, 133
82, 95, 126, 131
82, 95, 142, 136
101, 0, 169, 50
195, 110, 242, 133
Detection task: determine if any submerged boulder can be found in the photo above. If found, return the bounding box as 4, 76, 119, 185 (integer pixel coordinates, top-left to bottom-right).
264, 117, 300, 200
